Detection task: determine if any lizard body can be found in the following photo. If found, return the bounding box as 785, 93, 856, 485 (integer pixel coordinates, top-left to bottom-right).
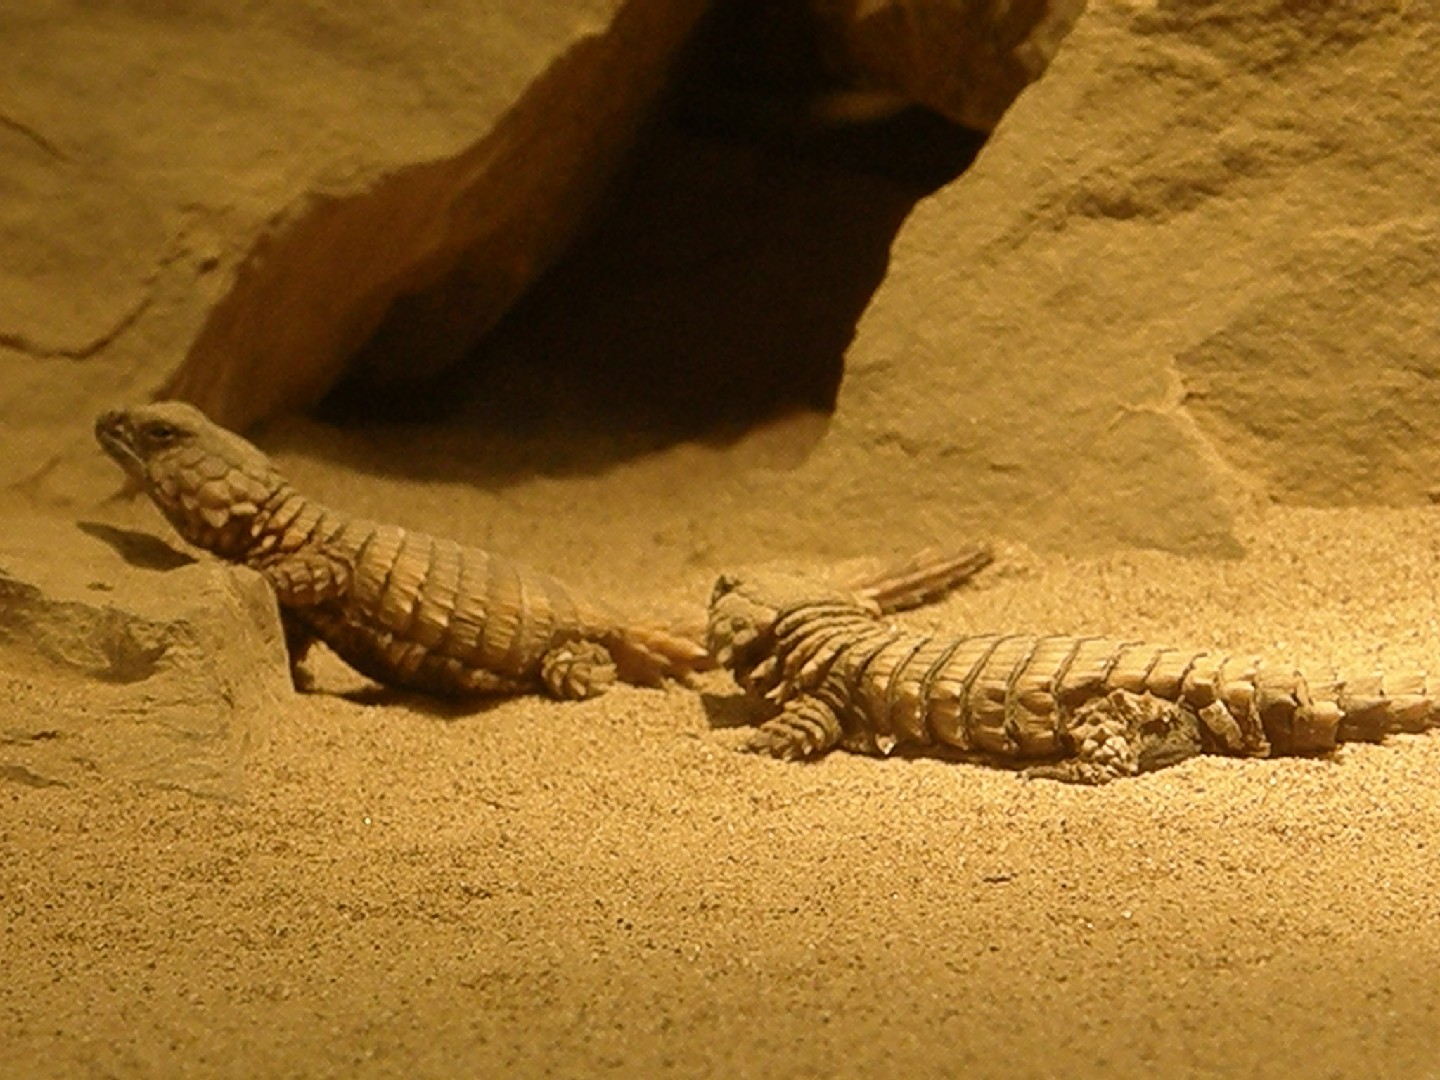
97, 402, 706, 699
707, 570, 1440, 782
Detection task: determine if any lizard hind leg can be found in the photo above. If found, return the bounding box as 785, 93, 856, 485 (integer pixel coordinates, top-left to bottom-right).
1024, 689, 1204, 785
744, 695, 843, 761
540, 640, 619, 700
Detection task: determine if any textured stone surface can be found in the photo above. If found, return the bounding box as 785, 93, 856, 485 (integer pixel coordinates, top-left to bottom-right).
0, 515, 289, 798
5, 0, 1439, 557
808, 0, 1088, 130
809, 0, 1440, 554
0, 0, 710, 489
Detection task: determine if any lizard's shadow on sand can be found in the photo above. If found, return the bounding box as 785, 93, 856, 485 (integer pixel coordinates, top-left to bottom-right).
700, 690, 771, 732
346, 687, 757, 724
76, 521, 197, 571
335, 684, 509, 719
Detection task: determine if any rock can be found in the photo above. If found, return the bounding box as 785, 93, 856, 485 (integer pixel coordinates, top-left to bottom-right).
0, 515, 289, 798
7, 0, 1438, 564
806, 0, 1088, 131
801, 0, 1440, 554
0, 0, 710, 490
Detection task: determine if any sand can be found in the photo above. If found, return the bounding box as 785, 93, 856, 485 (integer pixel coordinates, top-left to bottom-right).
4, 2, 1438, 1074
5, 464, 1440, 1078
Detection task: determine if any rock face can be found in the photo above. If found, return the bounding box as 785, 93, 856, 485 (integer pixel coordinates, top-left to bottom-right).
807, 0, 1088, 131
0, 516, 289, 798
808, 0, 1440, 554
0, 0, 712, 488
4, 0, 1438, 553
0, 0, 1097, 503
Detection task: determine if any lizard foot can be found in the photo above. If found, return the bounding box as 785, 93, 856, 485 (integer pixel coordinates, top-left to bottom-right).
540, 641, 617, 700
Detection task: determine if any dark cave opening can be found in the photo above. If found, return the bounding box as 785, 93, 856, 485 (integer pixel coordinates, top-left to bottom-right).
316, 0, 985, 459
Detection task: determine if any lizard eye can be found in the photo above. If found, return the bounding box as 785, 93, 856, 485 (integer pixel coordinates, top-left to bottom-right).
142, 420, 182, 446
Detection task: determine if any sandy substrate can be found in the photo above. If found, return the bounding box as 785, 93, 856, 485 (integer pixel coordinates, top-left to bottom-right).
4, 3, 1436, 1074
4, 485, 1440, 1079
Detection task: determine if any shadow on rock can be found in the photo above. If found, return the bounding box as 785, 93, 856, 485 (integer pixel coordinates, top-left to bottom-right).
77, 521, 196, 571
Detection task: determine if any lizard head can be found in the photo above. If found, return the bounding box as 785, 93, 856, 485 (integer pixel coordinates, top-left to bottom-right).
705, 573, 780, 673
95, 401, 287, 556
707, 570, 872, 693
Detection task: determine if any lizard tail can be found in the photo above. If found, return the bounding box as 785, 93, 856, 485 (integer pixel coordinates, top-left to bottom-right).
606, 625, 715, 687
847, 543, 994, 615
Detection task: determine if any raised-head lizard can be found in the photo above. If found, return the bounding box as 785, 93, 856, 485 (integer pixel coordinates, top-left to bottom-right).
96, 401, 708, 699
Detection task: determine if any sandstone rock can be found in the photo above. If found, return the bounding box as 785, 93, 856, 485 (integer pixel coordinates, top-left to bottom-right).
0, 515, 289, 798
807, 0, 1088, 131
0, 0, 710, 492
804, 0, 1440, 554
7, 0, 1438, 568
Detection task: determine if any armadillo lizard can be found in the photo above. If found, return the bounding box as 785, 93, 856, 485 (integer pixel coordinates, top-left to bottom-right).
706, 570, 1440, 783
95, 401, 714, 699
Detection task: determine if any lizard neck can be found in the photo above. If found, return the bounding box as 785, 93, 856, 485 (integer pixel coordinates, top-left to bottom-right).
733, 603, 879, 700
162, 480, 312, 564
240, 484, 342, 564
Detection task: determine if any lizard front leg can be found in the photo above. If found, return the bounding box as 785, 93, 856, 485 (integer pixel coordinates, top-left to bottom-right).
252, 548, 352, 691
280, 614, 320, 691
743, 694, 843, 760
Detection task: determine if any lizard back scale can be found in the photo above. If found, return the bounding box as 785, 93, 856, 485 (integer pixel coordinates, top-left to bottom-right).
96, 401, 708, 699
706, 570, 1440, 783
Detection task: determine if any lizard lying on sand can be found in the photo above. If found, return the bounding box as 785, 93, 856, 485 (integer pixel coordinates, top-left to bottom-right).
707, 568, 1440, 783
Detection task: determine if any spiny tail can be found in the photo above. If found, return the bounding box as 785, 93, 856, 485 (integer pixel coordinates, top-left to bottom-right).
606, 624, 714, 686
846, 543, 994, 615
1326, 670, 1440, 744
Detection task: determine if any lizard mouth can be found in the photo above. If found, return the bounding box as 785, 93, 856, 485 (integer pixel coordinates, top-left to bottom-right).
94, 411, 145, 480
